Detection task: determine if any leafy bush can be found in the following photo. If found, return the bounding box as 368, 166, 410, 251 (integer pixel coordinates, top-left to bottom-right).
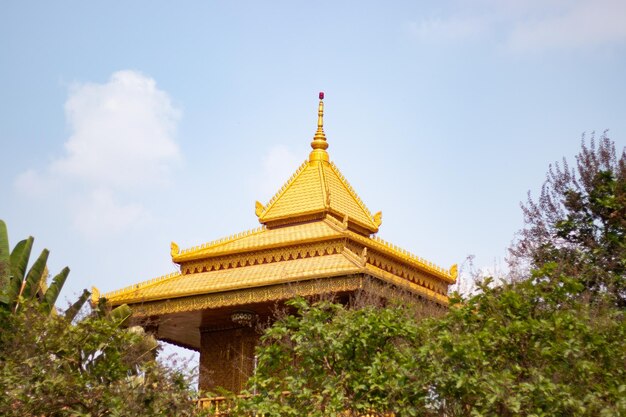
236, 269, 626, 417
0, 299, 203, 417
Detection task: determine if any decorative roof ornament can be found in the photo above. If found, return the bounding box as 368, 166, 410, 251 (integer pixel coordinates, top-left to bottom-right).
170, 241, 180, 258
255, 201, 264, 217
254, 92, 382, 234
309, 92, 329, 162
373, 211, 383, 228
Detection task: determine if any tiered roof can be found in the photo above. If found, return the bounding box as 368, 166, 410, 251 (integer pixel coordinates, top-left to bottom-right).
103, 93, 456, 320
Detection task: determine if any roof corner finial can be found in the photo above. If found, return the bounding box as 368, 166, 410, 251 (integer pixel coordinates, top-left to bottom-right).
309, 91, 329, 162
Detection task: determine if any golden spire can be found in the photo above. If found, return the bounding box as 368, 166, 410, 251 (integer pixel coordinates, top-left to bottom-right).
309, 92, 329, 162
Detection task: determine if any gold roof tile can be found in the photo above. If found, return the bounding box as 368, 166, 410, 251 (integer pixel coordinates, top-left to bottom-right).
325, 162, 377, 230
173, 220, 342, 262
106, 254, 361, 305
104, 272, 182, 303
258, 160, 326, 220
256, 160, 379, 233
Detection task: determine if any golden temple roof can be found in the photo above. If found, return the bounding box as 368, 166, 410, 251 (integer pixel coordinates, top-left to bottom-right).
103, 93, 456, 314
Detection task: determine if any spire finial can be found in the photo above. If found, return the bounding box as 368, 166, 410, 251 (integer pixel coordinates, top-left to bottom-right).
309, 91, 329, 162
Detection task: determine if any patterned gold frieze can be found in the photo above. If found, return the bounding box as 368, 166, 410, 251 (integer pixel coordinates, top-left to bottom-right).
177, 236, 449, 296
105, 235, 450, 306
364, 265, 448, 303
365, 249, 448, 295
345, 241, 366, 259
128, 272, 447, 319
357, 274, 444, 308
130, 275, 366, 317
368, 234, 455, 282
342, 240, 447, 295
180, 240, 346, 275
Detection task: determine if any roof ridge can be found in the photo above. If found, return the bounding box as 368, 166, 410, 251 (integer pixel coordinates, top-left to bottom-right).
323, 215, 348, 232
179, 226, 267, 255
369, 234, 452, 279
104, 271, 181, 300
259, 160, 309, 217
341, 246, 366, 268
318, 160, 330, 208
322, 216, 453, 281
328, 162, 376, 223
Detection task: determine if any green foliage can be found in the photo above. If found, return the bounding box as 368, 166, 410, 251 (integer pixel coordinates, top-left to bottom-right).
0, 219, 89, 316
0, 220, 204, 416
236, 298, 421, 417
511, 133, 626, 306
22, 247, 49, 300
0, 300, 201, 417
236, 272, 626, 417
42, 266, 70, 312
64, 288, 92, 322
414, 266, 626, 416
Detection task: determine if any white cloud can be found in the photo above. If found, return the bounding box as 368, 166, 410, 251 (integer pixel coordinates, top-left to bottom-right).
54, 70, 181, 188
71, 189, 148, 239
15, 70, 181, 238
407, 0, 626, 51
254, 145, 302, 202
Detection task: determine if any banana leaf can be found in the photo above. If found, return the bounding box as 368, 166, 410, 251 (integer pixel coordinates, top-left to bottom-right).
6, 276, 23, 312
64, 289, 90, 322
10, 237, 33, 285
41, 266, 70, 314
22, 249, 49, 299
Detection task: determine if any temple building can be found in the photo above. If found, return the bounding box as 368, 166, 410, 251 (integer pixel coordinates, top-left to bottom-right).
99, 93, 457, 393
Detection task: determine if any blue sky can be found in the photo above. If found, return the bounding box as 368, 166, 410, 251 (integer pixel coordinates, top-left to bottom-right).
2, 0, 626, 304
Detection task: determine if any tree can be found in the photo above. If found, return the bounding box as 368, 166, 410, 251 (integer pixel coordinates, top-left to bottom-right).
0, 219, 90, 319
0, 220, 204, 416
234, 136, 626, 416
234, 297, 423, 417
0, 300, 202, 417
235, 270, 626, 417
509, 133, 626, 306
411, 266, 626, 417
